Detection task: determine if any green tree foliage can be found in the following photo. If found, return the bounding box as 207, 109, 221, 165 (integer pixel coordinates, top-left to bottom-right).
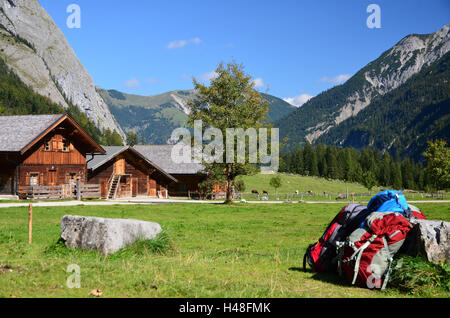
234, 178, 246, 193
423, 139, 450, 190
103, 129, 124, 146
361, 170, 377, 191
126, 131, 139, 147
188, 61, 269, 203
269, 175, 282, 194
280, 143, 430, 191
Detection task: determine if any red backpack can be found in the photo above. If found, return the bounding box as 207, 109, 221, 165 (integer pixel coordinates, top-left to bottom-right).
303, 204, 371, 273
408, 204, 426, 220
337, 212, 413, 290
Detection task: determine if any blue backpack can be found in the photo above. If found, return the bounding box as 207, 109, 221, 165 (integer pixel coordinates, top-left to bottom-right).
367, 190, 410, 214
359, 190, 411, 228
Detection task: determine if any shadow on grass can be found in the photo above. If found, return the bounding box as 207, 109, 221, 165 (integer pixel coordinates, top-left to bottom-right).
288, 266, 349, 287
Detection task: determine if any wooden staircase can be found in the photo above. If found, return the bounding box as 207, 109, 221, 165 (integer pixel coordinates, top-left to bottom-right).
107, 175, 121, 200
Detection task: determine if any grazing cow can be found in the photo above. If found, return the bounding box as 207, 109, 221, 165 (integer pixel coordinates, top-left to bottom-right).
323, 191, 327, 197
295, 190, 299, 195
307, 190, 314, 196
251, 190, 259, 195
263, 190, 269, 195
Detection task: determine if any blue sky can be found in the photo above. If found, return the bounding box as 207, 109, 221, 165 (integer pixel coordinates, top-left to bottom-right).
39, 0, 449, 106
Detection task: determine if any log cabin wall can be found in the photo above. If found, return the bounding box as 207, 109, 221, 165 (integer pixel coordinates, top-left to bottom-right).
88, 160, 114, 199
168, 174, 205, 196
18, 132, 87, 189
23, 133, 85, 165
124, 159, 150, 197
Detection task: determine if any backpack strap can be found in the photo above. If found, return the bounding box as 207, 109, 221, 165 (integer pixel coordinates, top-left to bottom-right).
346, 234, 378, 285
335, 241, 346, 276
381, 236, 394, 291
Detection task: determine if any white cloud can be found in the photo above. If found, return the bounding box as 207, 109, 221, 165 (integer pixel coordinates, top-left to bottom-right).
283, 94, 314, 107
252, 78, 265, 88
167, 38, 202, 49
198, 71, 218, 82
167, 40, 188, 49
320, 74, 351, 84
125, 78, 140, 89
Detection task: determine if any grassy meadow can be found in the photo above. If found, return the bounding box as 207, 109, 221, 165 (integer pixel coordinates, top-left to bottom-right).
238, 173, 448, 201
0, 202, 449, 298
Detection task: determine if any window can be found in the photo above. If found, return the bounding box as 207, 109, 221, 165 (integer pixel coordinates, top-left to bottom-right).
68, 173, 77, 185
30, 173, 39, 186
44, 140, 51, 151
62, 139, 69, 152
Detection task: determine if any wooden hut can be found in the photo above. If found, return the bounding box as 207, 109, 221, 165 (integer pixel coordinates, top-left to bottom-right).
0, 114, 105, 199
87, 146, 177, 199
134, 145, 227, 198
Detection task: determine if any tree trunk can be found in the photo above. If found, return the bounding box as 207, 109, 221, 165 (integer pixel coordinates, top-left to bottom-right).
225, 178, 234, 204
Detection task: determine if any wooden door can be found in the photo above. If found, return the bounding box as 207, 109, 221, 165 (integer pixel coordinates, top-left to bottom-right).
132, 178, 138, 197
149, 179, 156, 197
48, 170, 57, 186
114, 158, 125, 175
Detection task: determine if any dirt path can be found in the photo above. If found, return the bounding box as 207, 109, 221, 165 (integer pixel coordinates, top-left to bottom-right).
0, 199, 449, 209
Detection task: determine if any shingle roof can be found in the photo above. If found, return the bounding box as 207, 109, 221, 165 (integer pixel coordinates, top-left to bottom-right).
134, 145, 205, 175
0, 114, 65, 152
87, 146, 127, 171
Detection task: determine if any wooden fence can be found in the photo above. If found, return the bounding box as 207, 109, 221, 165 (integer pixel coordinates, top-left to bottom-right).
19, 185, 64, 200
77, 184, 101, 199
18, 184, 101, 200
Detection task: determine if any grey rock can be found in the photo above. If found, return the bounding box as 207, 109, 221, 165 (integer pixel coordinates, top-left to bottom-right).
60, 215, 162, 255
406, 219, 450, 265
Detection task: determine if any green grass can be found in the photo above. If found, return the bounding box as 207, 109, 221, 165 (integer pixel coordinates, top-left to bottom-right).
0, 202, 449, 298
239, 173, 381, 201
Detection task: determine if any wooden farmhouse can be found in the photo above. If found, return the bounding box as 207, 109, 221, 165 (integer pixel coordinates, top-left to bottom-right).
0, 114, 227, 200
133, 145, 206, 197
87, 146, 177, 199
0, 114, 105, 199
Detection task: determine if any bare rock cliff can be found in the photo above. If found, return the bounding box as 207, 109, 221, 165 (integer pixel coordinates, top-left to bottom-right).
0, 0, 124, 139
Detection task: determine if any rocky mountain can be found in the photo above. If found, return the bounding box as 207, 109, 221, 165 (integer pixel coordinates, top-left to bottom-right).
0, 0, 124, 138
277, 24, 450, 156
98, 88, 296, 144
319, 51, 450, 160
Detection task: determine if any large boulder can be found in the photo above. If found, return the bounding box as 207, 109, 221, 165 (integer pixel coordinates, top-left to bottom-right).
405, 219, 450, 265
60, 215, 162, 255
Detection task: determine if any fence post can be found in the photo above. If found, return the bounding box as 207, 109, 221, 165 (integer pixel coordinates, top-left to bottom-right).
76, 177, 81, 200
28, 204, 33, 244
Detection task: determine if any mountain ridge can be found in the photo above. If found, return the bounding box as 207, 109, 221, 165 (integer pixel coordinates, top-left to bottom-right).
98, 88, 297, 145
276, 24, 450, 157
